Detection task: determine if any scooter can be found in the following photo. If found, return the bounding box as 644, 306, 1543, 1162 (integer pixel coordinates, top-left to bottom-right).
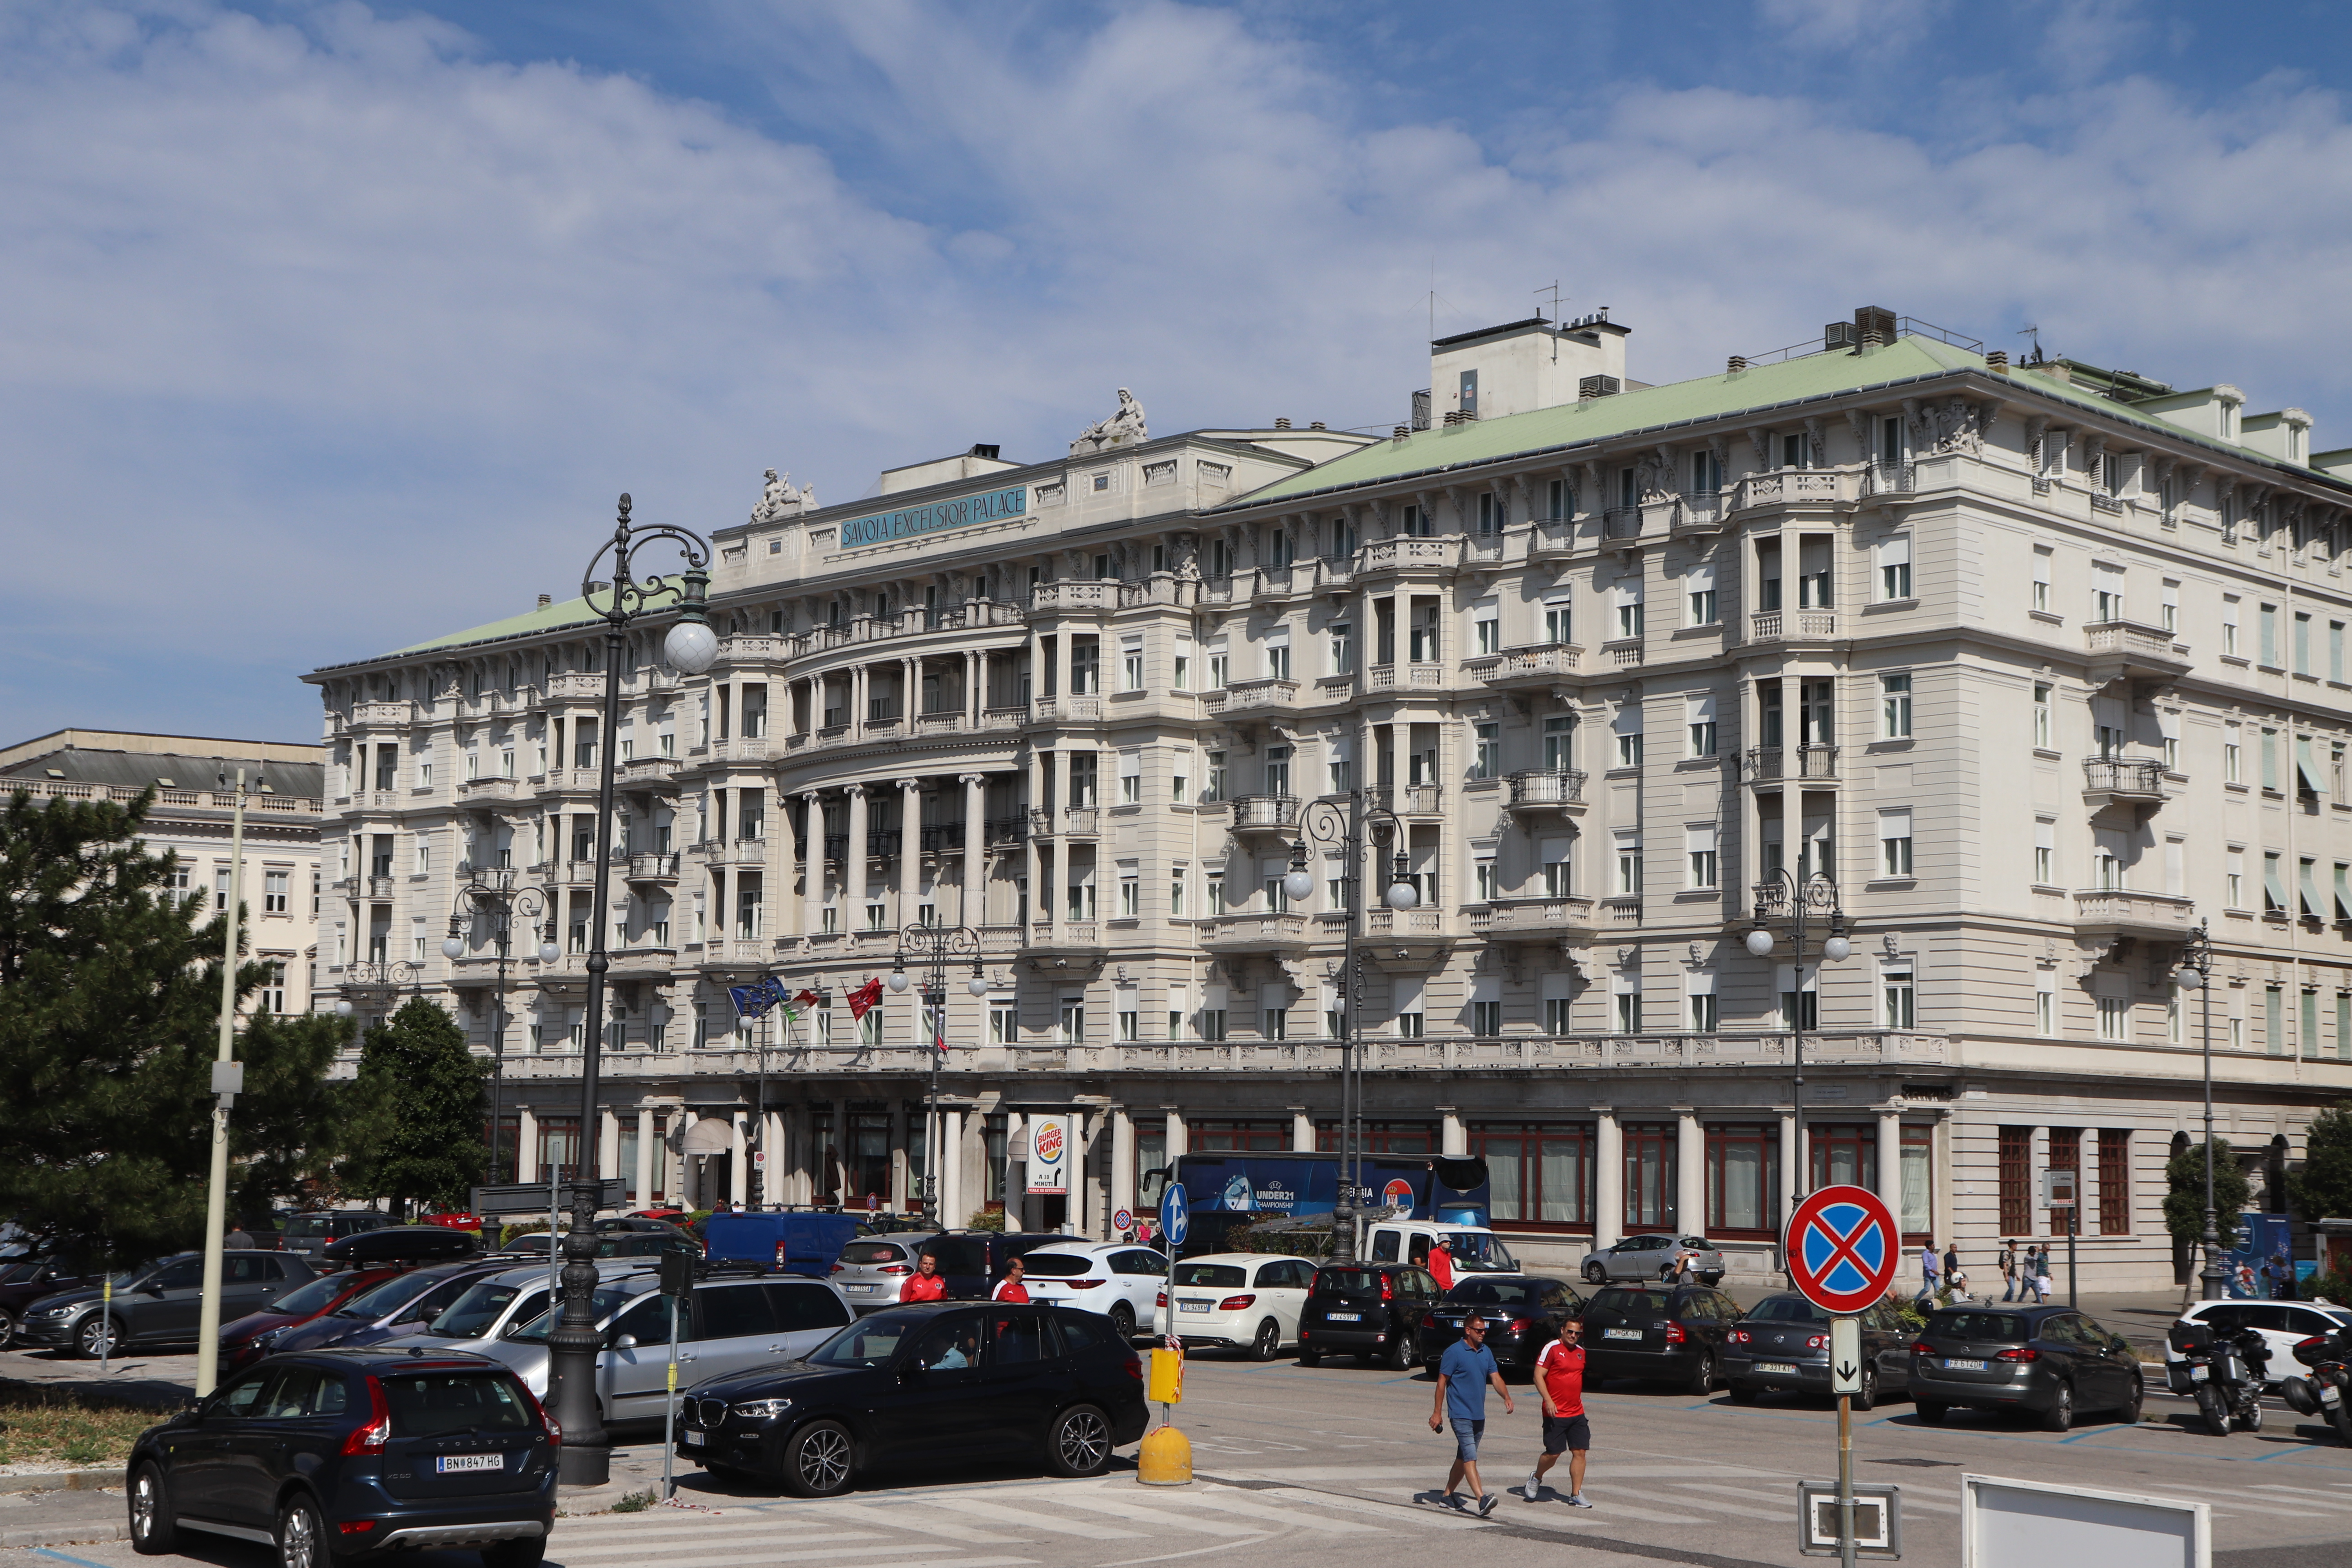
2281, 1326, 2352, 1444
2167, 1318, 2271, 1436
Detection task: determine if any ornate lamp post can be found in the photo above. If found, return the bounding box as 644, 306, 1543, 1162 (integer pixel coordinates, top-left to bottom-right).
1285, 794, 1420, 1264
888, 926, 989, 1228
544, 494, 716, 1487
1744, 868, 1849, 1275
2172, 921, 2230, 1301
443, 871, 558, 1184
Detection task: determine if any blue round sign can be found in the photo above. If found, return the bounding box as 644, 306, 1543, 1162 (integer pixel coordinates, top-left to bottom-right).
1160, 1182, 1189, 1248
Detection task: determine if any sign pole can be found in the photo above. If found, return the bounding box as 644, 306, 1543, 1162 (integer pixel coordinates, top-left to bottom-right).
1787, 1186, 1901, 1566
1838, 1389, 1855, 1568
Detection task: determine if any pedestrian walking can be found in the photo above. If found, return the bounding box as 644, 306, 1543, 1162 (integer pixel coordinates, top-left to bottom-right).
1429, 1236, 1456, 1292
1526, 1319, 1593, 1508
225, 1224, 254, 1250
1942, 1242, 1960, 1282
992, 1256, 1030, 1303
2024, 1245, 2051, 1302
899, 1249, 949, 1303
1916, 1242, 1942, 1303
1998, 1239, 2020, 1301
1429, 1312, 1514, 1516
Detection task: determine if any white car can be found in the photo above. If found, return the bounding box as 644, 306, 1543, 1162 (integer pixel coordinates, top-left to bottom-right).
1015, 1241, 1166, 1338
2164, 1299, 2352, 1387
1164, 1252, 1317, 1359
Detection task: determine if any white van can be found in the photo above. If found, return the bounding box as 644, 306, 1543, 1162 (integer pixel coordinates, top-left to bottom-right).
1364, 1220, 1520, 1276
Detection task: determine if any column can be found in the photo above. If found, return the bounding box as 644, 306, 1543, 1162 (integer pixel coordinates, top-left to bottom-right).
898, 777, 922, 929
517, 1107, 540, 1183
762, 1108, 784, 1208
672, 1113, 689, 1209
1675, 1108, 1704, 1238
1877, 1103, 1905, 1228
1073, 1110, 1092, 1236
1164, 1107, 1188, 1160
942, 1107, 965, 1226
847, 785, 870, 918
1593, 1109, 1621, 1248
786, 1102, 811, 1205
1110, 1107, 1135, 1232
729, 1112, 749, 1207
1005, 1111, 1029, 1230
1781, 1109, 1801, 1217
852, 664, 869, 735
634, 1108, 654, 1210
1290, 1106, 1315, 1152
1441, 1108, 1466, 1158
1051, 747, 1072, 888
1023, 752, 1044, 929
774, 783, 799, 939
1780, 667, 1803, 894
961, 773, 987, 926
889, 1100, 909, 1212
802, 791, 825, 937
1054, 630, 1073, 709
1024, 628, 1044, 714
965, 650, 982, 725
1931, 1112, 1955, 1250
902, 655, 918, 724
599, 1109, 621, 1187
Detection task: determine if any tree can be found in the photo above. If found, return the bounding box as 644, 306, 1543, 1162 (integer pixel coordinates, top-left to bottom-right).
0, 787, 265, 1269
2166, 1137, 2254, 1305
349, 998, 486, 1216
2292, 1102, 2352, 1224
231, 1010, 377, 1214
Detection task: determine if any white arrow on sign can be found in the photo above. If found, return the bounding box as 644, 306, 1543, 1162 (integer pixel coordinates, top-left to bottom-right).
1829, 1315, 1863, 1397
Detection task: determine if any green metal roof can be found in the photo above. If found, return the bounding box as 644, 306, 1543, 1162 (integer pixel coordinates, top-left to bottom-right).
377, 581, 681, 661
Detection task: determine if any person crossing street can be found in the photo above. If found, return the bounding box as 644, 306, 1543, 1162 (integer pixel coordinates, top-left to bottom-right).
992, 1255, 1030, 1303
899, 1249, 949, 1303
1429, 1312, 1514, 1516
1526, 1319, 1593, 1508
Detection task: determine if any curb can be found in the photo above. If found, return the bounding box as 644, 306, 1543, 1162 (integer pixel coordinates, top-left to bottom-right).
0, 1470, 118, 1495
1, 1523, 128, 1548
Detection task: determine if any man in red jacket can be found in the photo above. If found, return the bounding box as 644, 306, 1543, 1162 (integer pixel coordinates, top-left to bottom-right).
1428, 1236, 1456, 1292
900, 1250, 948, 1303
992, 1256, 1031, 1303
1526, 1321, 1592, 1507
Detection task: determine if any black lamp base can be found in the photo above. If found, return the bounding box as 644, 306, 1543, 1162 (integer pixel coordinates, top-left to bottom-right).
557, 1444, 611, 1487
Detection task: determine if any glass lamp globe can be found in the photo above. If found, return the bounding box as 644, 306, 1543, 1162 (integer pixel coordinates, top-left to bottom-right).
967, 975, 990, 998
1283, 868, 1315, 902
1744, 928, 1775, 957
887, 969, 911, 993
664, 618, 719, 675
538, 941, 560, 964
2175, 966, 2205, 989
1385, 879, 1419, 910
1822, 935, 1853, 963
441, 936, 465, 961
334, 999, 354, 1017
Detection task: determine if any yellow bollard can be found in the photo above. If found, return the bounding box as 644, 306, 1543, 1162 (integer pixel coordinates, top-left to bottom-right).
1146, 1346, 1185, 1404
1138, 1346, 1190, 1486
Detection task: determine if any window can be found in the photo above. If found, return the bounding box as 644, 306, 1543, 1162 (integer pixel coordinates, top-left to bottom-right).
1475, 492, 1503, 535
2224, 726, 2242, 784
1392, 977, 1424, 1038
1327, 736, 1353, 793
1544, 597, 1573, 646
2161, 579, 2179, 633
2033, 683, 2052, 749
2304, 856, 2324, 918
1880, 673, 1912, 738
262, 961, 287, 1015
1686, 824, 1718, 889
1687, 970, 1717, 1032
414, 841, 429, 877
1614, 707, 1643, 769
2034, 818, 2055, 885
2223, 596, 2241, 656
1778, 964, 1818, 1030
1691, 449, 1722, 494
2336, 863, 2352, 923
1121, 636, 1144, 692
1402, 503, 1427, 537
1058, 1000, 1085, 1047
2335, 622, 2348, 684
1687, 693, 1718, 757
1877, 960, 1917, 1028
1206, 644, 1229, 690
1541, 837, 1573, 898
1328, 620, 1353, 675
2263, 728, 2281, 791
1621, 1122, 1674, 1230
1473, 855, 1497, 904
1472, 599, 1499, 655
2227, 847, 2246, 908
264, 869, 289, 914
2035, 976, 2056, 1036
1205, 750, 1226, 802
1686, 562, 1718, 625
1265, 634, 1291, 682
1119, 869, 1139, 919
1205, 875, 1225, 916
1704, 1123, 1780, 1235
2096, 991, 2127, 1041
2297, 612, 2315, 676
1547, 477, 1571, 520
1119, 752, 1141, 805
2159, 709, 2180, 772
1169, 866, 1186, 917
1471, 995, 1501, 1036
1172, 645, 1191, 690
2092, 564, 2125, 624
1878, 535, 1912, 601
1614, 830, 1642, 896
1878, 809, 1913, 878
2032, 549, 2052, 613
1613, 975, 1642, 1034
2264, 852, 2287, 915
1543, 715, 1575, 773
1471, 722, 1499, 780
1614, 581, 1644, 641
1998, 1127, 2033, 1235
1780, 431, 1811, 469
1471, 1122, 1592, 1228
2261, 603, 2280, 666
2096, 1131, 2131, 1236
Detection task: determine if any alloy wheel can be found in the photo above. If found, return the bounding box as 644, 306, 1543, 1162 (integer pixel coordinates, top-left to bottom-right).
796, 1425, 852, 1493
1251, 1320, 1281, 1361
279, 1503, 318, 1568
1057, 1407, 1111, 1473
132, 1474, 156, 1538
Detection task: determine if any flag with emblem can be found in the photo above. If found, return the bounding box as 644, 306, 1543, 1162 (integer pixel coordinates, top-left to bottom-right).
845, 976, 884, 1020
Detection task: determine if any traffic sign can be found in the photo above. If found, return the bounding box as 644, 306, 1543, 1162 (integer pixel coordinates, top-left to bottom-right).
1829, 1316, 1863, 1396
1160, 1183, 1189, 1249
1785, 1185, 1900, 1315
1113, 1207, 1134, 1233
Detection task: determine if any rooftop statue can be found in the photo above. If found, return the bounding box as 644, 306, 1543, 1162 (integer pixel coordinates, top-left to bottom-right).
1071, 388, 1148, 456
751, 468, 815, 524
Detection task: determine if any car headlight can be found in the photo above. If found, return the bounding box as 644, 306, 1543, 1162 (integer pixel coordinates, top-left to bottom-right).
730, 1399, 792, 1421
42, 1305, 76, 1317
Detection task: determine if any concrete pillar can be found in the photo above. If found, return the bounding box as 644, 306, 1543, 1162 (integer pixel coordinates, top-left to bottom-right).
762, 1109, 784, 1208
730, 1112, 749, 1207
1005, 1111, 1028, 1230
773, 782, 799, 939
898, 777, 921, 929
1111, 1107, 1135, 1231
802, 791, 825, 937
1931, 1112, 1955, 1249
847, 786, 870, 916
1290, 1106, 1315, 1152
902, 656, 917, 724
1052, 747, 1072, 861
599, 1109, 621, 1190
964, 649, 981, 724
1054, 632, 1073, 710
1441, 1109, 1467, 1158
1024, 752, 1045, 928
1877, 1104, 1906, 1228
1593, 1109, 1621, 1248
961, 773, 986, 926
941, 1107, 965, 1227
634, 1107, 654, 1209
1164, 1107, 1189, 1160
1780, 1111, 1802, 1235
852, 664, 868, 735
1675, 1108, 1704, 1237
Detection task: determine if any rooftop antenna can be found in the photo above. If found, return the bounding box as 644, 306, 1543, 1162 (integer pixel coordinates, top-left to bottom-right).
1537, 280, 1564, 361
2017, 324, 2042, 365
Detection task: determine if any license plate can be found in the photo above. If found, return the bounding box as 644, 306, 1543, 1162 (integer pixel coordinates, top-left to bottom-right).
1755, 1362, 1798, 1375
1180, 1300, 1209, 1314
1944, 1358, 1987, 1371
1604, 1328, 1642, 1341
1326, 1311, 1361, 1322
682, 1429, 705, 1446
2323, 1384, 2342, 1406
2188, 1364, 2209, 1382
846, 1284, 877, 1294
435, 1454, 501, 1474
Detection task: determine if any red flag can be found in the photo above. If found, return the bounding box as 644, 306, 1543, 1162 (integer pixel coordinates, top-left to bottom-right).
793, 989, 820, 1008
845, 976, 884, 1020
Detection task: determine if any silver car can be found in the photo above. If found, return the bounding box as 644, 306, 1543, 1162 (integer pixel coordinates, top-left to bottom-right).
1577, 1234, 1725, 1287
831, 1231, 941, 1313
385, 1258, 658, 1350
477, 1274, 857, 1430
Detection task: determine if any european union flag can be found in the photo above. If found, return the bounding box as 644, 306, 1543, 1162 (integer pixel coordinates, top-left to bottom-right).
728, 976, 786, 1018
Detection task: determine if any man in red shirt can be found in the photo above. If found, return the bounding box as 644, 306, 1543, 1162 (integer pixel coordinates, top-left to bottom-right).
991, 1256, 1031, 1303
1428, 1237, 1455, 1292
1526, 1319, 1593, 1507
899, 1250, 949, 1303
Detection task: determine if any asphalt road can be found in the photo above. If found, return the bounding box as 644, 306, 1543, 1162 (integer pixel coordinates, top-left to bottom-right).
9, 1347, 2350, 1568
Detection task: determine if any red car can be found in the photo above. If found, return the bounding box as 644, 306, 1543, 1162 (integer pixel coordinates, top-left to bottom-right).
419, 1212, 483, 1232
216, 1266, 403, 1374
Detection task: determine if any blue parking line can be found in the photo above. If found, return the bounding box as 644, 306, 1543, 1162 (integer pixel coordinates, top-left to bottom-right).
34, 1550, 118, 1568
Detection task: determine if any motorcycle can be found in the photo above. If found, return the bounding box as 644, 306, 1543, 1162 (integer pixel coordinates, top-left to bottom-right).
2280, 1326, 2352, 1444
2167, 1318, 2271, 1436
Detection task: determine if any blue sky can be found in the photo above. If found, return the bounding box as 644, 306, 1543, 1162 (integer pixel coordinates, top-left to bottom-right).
5, 0, 2352, 744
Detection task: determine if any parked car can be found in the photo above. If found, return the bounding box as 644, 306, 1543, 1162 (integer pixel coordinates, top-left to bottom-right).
1297, 1261, 1442, 1369
269, 1261, 510, 1355
18, 1251, 316, 1358
2162, 1299, 2352, 1389
1908, 1304, 2146, 1430
673, 1301, 1147, 1495
1725, 1294, 1912, 1408
321, 1226, 481, 1271
1363, 1220, 1521, 1276
1414, 1276, 1587, 1376
279, 1210, 393, 1265
1017, 1242, 1167, 1339
492, 1230, 692, 1262
390, 1259, 658, 1350
829, 1231, 939, 1310
1165, 1253, 1317, 1359
1577, 1283, 1743, 1394
1575, 1234, 1726, 1287
126, 1348, 555, 1566
0, 1257, 105, 1350
833, 1231, 1076, 1310
218, 1265, 403, 1376
479, 1273, 856, 1430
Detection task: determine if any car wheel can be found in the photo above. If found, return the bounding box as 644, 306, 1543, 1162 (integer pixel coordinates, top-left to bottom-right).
1109, 1303, 1136, 1341
1853, 1366, 1879, 1412
0, 1308, 15, 1351
1583, 1261, 1606, 1285
780, 1420, 857, 1498
74, 1314, 122, 1359
2039, 1383, 2075, 1433
129, 1462, 177, 1555
1297, 1349, 1320, 1367
1249, 1319, 1281, 1361
1383, 1332, 1414, 1372
2120, 1376, 2146, 1425
1686, 1351, 1717, 1397
1914, 1401, 1945, 1424
276, 1494, 332, 1568
1046, 1404, 1114, 1477
1699, 1272, 1723, 1288
482, 1535, 547, 1568
1728, 1382, 1757, 1406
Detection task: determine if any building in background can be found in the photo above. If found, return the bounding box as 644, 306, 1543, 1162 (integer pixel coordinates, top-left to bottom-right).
1, 730, 325, 1020
303, 314, 2352, 1286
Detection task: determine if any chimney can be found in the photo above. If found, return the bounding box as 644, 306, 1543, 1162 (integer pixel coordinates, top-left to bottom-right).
1274, 417, 1292, 430
1310, 420, 1327, 430
537, 594, 552, 608
1726, 355, 1748, 374
1392, 425, 1410, 441
1986, 350, 2009, 373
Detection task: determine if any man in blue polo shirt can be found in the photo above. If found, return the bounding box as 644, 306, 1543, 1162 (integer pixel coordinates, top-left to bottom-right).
1428, 1312, 1514, 1515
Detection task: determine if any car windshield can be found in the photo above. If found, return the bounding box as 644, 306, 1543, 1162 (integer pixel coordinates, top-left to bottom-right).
1590, 1287, 1673, 1316
335, 1273, 436, 1319
806, 1314, 922, 1368
1929, 1311, 2027, 1341
1173, 1264, 1248, 1289
838, 1242, 906, 1267
1314, 1269, 1381, 1294
1748, 1296, 1831, 1324
282, 1216, 350, 1240
381, 1372, 532, 1436
1020, 1254, 1099, 1278
1443, 1280, 1542, 1309
268, 1274, 356, 1318
1445, 1232, 1516, 1273
428, 1279, 538, 1338
504, 1284, 642, 1342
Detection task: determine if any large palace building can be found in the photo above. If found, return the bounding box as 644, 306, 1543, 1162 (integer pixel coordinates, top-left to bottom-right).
306, 309, 2352, 1286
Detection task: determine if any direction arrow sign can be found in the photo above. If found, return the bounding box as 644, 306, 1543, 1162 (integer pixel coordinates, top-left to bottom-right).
1829, 1314, 1863, 1396
1160, 1182, 1190, 1249
1786, 1185, 1901, 1316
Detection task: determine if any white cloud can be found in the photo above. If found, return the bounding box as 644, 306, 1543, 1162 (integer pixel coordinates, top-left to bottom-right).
3, 0, 2350, 740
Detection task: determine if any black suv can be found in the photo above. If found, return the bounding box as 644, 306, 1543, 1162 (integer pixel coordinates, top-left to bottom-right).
1908, 1303, 2145, 1430
1578, 1282, 1744, 1394
1414, 1276, 1587, 1376
19, 1251, 314, 1358
1297, 1261, 1440, 1370
127, 1348, 556, 1566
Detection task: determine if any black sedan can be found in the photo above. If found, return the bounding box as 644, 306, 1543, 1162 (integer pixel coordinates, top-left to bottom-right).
127, 1348, 555, 1566
1577, 1283, 1745, 1394
1725, 1294, 1913, 1408
1908, 1303, 2145, 1430
1297, 1261, 1442, 1369
674, 1302, 1147, 1496
1414, 1276, 1587, 1376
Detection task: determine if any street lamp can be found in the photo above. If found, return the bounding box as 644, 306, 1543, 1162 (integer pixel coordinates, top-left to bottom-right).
2173, 921, 2230, 1301
888, 925, 988, 1227
445, 873, 558, 1184
1287, 794, 1417, 1263
544, 493, 715, 1487
1746, 868, 1849, 1273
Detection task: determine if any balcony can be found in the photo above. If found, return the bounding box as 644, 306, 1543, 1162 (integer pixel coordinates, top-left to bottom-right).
606, 945, 678, 980
534, 769, 600, 797
1601, 506, 1642, 542
2082, 757, 2170, 818
626, 851, 681, 885
1368, 784, 1445, 816
1746, 608, 1841, 644
1465, 643, 1583, 690
1025, 921, 1107, 960
1864, 462, 1915, 499
1029, 581, 1117, 613
712, 635, 787, 668
2083, 620, 2190, 684
348, 701, 417, 731
461, 866, 518, 895
1732, 468, 1860, 514
562, 858, 604, 885
1504, 769, 1587, 813
1671, 492, 1726, 536
694, 937, 770, 968
1476, 896, 1598, 943
1228, 795, 1301, 835
2072, 887, 2197, 942
1034, 695, 1103, 724
918, 824, 967, 854
1198, 913, 1314, 951
1746, 745, 1840, 783
619, 757, 681, 788
1202, 678, 1301, 717
1531, 517, 1577, 558
365, 875, 396, 900
1357, 537, 1454, 575
1365, 662, 1445, 691
1062, 807, 1100, 837
706, 736, 772, 764
1364, 908, 1445, 936
983, 815, 1030, 846
539, 673, 606, 706
457, 775, 519, 804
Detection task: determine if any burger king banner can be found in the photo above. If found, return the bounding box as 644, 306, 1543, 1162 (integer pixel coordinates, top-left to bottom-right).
1026, 1114, 1071, 1195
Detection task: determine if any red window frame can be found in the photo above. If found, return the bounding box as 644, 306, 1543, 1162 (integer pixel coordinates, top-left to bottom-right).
1703, 1123, 1781, 1239
1469, 1122, 1594, 1232
1997, 1126, 2033, 1236
2096, 1129, 2131, 1236
1191, 1119, 1289, 1152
